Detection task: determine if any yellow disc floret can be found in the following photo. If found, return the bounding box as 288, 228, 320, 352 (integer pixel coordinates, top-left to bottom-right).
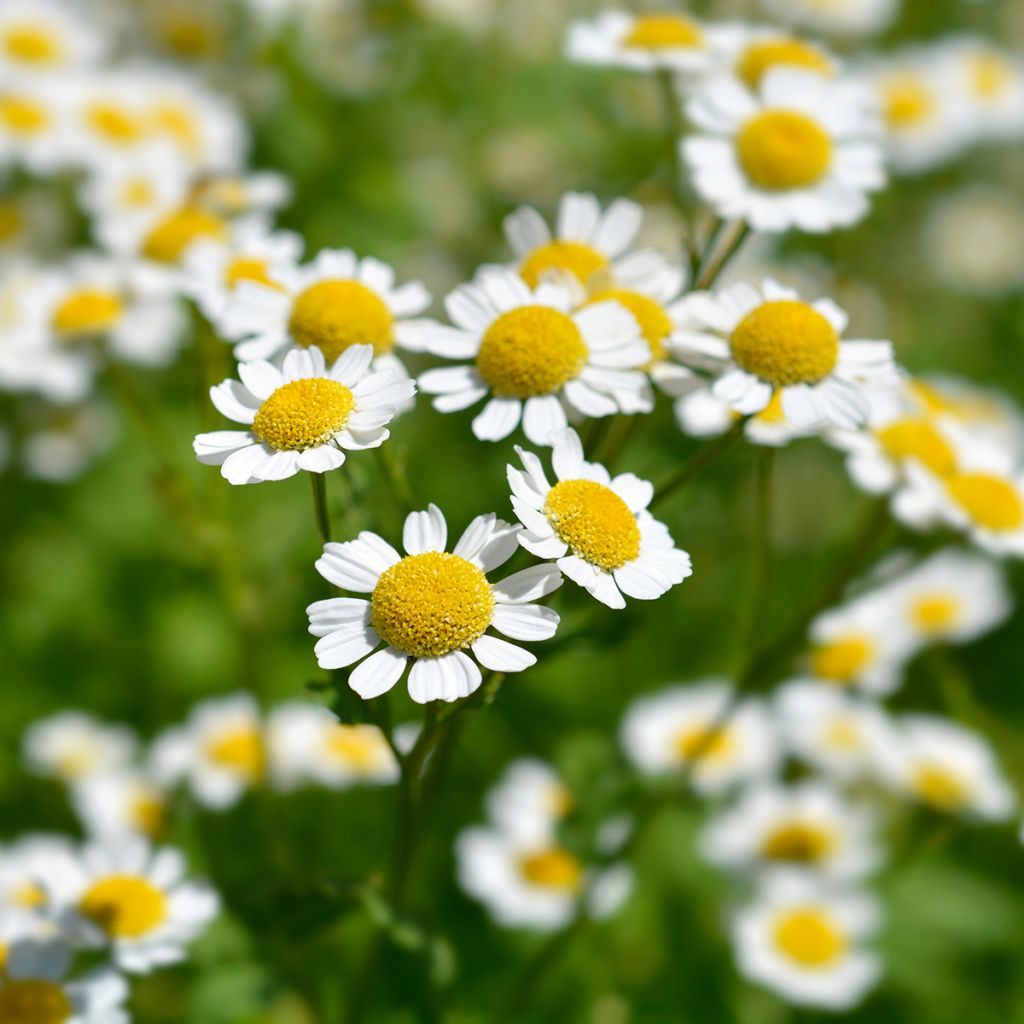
730, 300, 839, 388
545, 479, 641, 571
946, 473, 1024, 532
251, 378, 354, 452
3, 25, 63, 65
876, 418, 957, 477
520, 241, 608, 289
737, 110, 833, 190
969, 52, 1013, 100
142, 207, 226, 264
224, 255, 279, 291
79, 875, 168, 938
762, 822, 834, 865
325, 724, 386, 770
674, 723, 735, 764
206, 727, 265, 781
810, 634, 875, 684
371, 552, 495, 659
52, 288, 123, 337
881, 75, 935, 129
590, 289, 671, 362
773, 907, 847, 967
912, 763, 970, 811
519, 848, 584, 891
0, 94, 49, 135
87, 102, 148, 146
476, 305, 588, 398
624, 15, 703, 50
0, 979, 73, 1024
288, 279, 395, 360
130, 790, 167, 838
910, 593, 961, 634
737, 38, 832, 89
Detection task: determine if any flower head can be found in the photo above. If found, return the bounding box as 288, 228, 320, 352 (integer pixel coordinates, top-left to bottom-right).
23, 712, 137, 786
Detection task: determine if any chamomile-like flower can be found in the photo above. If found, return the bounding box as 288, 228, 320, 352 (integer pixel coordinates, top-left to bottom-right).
308, 505, 562, 703
0, 835, 73, 913
0, 73, 74, 172
672, 278, 896, 430
194, 344, 414, 485
507, 428, 691, 608
0, 0, 105, 74
23, 712, 137, 786
620, 681, 780, 794
71, 770, 169, 843
718, 27, 836, 92
943, 37, 1024, 144
44, 839, 219, 973
21, 400, 117, 483
186, 170, 292, 219
675, 386, 819, 446
484, 758, 573, 846
419, 270, 651, 445
732, 872, 882, 1010
683, 69, 884, 234
761, 0, 898, 38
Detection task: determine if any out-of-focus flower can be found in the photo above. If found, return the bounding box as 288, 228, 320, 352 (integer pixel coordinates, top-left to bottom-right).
21, 401, 118, 482
187, 171, 291, 220
716, 27, 836, 92
483, 758, 573, 846
0, 835, 74, 913
761, 0, 899, 38
675, 386, 819, 447
23, 712, 137, 786
507, 428, 691, 609
71, 771, 169, 844
0, 74, 74, 173
0, 0, 106, 75
308, 505, 561, 702
943, 37, 1024, 144
620, 681, 780, 794
682, 69, 884, 234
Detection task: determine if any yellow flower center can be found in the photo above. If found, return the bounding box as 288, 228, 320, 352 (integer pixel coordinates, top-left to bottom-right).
53, 743, 100, 780
773, 908, 847, 968
519, 241, 608, 289
518, 848, 584, 892
823, 717, 863, 751
674, 722, 736, 764
946, 473, 1024, 532
118, 177, 157, 209
130, 791, 167, 838
476, 305, 588, 398
0, 980, 73, 1024
736, 38, 832, 89
737, 110, 832, 190
151, 102, 202, 155
876, 417, 957, 477
13, 882, 46, 909
910, 592, 961, 634
913, 763, 970, 811
206, 727, 265, 781
0, 94, 49, 135
142, 207, 226, 264
882, 76, 935, 129
87, 103, 148, 146
810, 634, 875, 684
371, 551, 495, 659
79, 875, 168, 939
623, 14, 703, 50
761, 821, 834, 864
730, 300, 839, 388
2, 25, 62, 65
589, 288, 672, 362
969, 52, 1013, 99
288, 279, 395, 360
324, 724, 385, 769
51, 288, 123, 338
224, 255, 280, 291
160, 12, 223, 57
250, 377, 355, 452
544, 479, 641, 571
0, 201, 21, 242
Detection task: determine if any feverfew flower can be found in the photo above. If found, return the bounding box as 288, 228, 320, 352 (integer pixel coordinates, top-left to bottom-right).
484, 758, 573, 845
0, 74, 74, 173
0, 835, 74, 912
719, 28, 836, 92
675, 386, 819, 447
71, 770, 169, 843
683, 69, 884, 234
508, 428, 691, 608
23, 712, 137, 786
194, 344, 414, 485
943, 37, 1024, 144
308, 505, 561, 703
0, 0, 105, 74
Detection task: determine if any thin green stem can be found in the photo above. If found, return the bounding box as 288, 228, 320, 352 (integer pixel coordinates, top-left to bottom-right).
695, 219, 750, 290
375, 442, 415, 514
650, 417, 746, 509
310, 471, 332, 545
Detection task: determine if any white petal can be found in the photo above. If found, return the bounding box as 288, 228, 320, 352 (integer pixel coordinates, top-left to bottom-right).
471, 635, 537, 673
407, 651, 481, 703
472, 397, 522, 442
493, 565, 563, 604
491, 603, 559, 641
403, 503, 448, 554
315, 626, 382, 669
522, 394, 568, 446
349, 647, 407, 699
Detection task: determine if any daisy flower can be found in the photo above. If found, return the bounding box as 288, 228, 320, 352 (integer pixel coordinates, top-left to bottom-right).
194, 344, 414, 485
0, 73, 74, 173
419, 271, 651, 445
308, 504, 562, 703
942, 37, 1024, 145
0, 0, 105, 74
43, 839, 219, 973
761, 0, 898, 38
719, 27, 836, 92
682, 68, 885, 234
675, 386, 819, 447
21, 400, 117, 483
71, 770, 169, 843
484, 758, 573, 847
65, 73, 166, 167
23, 712, 137, 786
701, 780, 882, 880
732, 872, 882, 1010
672, 278, 896, 430
0, 835, 74, 913
620, 681, 780, 794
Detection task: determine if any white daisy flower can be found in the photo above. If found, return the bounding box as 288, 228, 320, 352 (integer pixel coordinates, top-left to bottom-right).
22, 400, 117, 483
484, 758, 574, 847
717, 27, 837, 92
194, 344, 414, 485
0, 939, 128, 1024
620, 681, 780, 794
151, 692, 265, 810
761, 0, 898, 38
43, 839, 219, 974
701, 780, 882, 881
187, 170, 293, 219
0, 73, 74, 173
267, 701, 399, 791
682, 68, 885, 234
23, 712, 137, 786
876, 715, 1015, 820
71, 770, 169, 843
308, 505, 562, 702
672, 278, 896, 430
942, 36, 1024, 144
0, 835, 74, 913
419, 272, 651, 445
732, 872, 882, 1010
0, 0, 105, 74
507, 428, 691, 608
675, 386, 819, 447
0, 906, 58, 960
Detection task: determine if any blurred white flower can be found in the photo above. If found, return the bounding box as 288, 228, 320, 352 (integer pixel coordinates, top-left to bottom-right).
23, 712, 137, 786
761, 0, 899, 38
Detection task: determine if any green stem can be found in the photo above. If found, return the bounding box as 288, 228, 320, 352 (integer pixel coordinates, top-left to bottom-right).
650, 417, 746, 509
695, 220, 750, 291
376, 442, 415, 514
746, 447, 775, 650
310, 471, 332, 545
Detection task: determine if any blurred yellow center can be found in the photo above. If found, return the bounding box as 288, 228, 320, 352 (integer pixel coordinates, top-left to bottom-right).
160, 12, 222, 57
547, 782, 574, 818
947, 473, 1024, 531
590, 289, 671, 362
876, 418, 957, 477
325, 724, 384, 769
3, 25, 62, 64
88, 103, 147, 145
910, 593, 961, 633
13, 882, 46, 909
545, 479, 640, 571
119, 178, 157, 209
762, 821, 834, 864
737, 39, 831, 89
54, 743, 99, 780
476, 305, 587, 398
0, 95, 48, 135
52, 288, 123, 337
79, 875, 168, 938
0, 979, 72, 1024
773, 908, 846, 967
811, 634, 875, 683
252, 377, 354, 452
192, 177, 251, 215
206, 727, 265, 781
624, 15, 703, 49
823, 717, 863, 751
371, 552, 495, 658
520, 242, 607, 288
913, 763, 970, 811
519, 848, 583, 891
130, 790, 167, 838
737, 111, 832, 190
969, 53, 1012, 99
152, 102, 201, 154
224, 255, 279, 291
288, 279, 394, 360
882, 76, 935, 128
731, 300, 839, 387
673, 722, 735, 763
142, 207, 226, 264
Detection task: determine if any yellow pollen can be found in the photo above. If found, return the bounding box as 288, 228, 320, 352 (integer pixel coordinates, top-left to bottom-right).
969, 53, 1013, 99
130, 790, 167, 838
87, 103, 148, 145
737, 38, 832, 89
773, 908, 847, 968
737, 110, 832, 190
224, 255, 280, 291
823, 717, 863, 751
882, 76, 935, 129
288, 279, 395, 360
476, 305, 588, 398
3, 25, 63, 65
519, 241, 608, 289
876, 418, 957, 477
913, 763, 970, 811
0, 201, 22, 242
545, 479, 641, 571
762, 821, 834, 864
673, 723, 735, 764
371, 551, 495, 659
151, 102, 201, 155
206, 727, 265, 781
810, 634, 875, 684
624, 15, 703, 50
590, 288, 671, 362
324, 724, 385, 770
52, 288, 123, 338
79, 875, 168, 939
251, 377, 354, 452
0, 94, 49, 135
519, 848, 584, 891
13, 882, 46, 909
142, 207, 226, 264
0, 979, 73, 1024
910, 592, 961, 634
730, 300, 839, 388
946, 473, 1024, 531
